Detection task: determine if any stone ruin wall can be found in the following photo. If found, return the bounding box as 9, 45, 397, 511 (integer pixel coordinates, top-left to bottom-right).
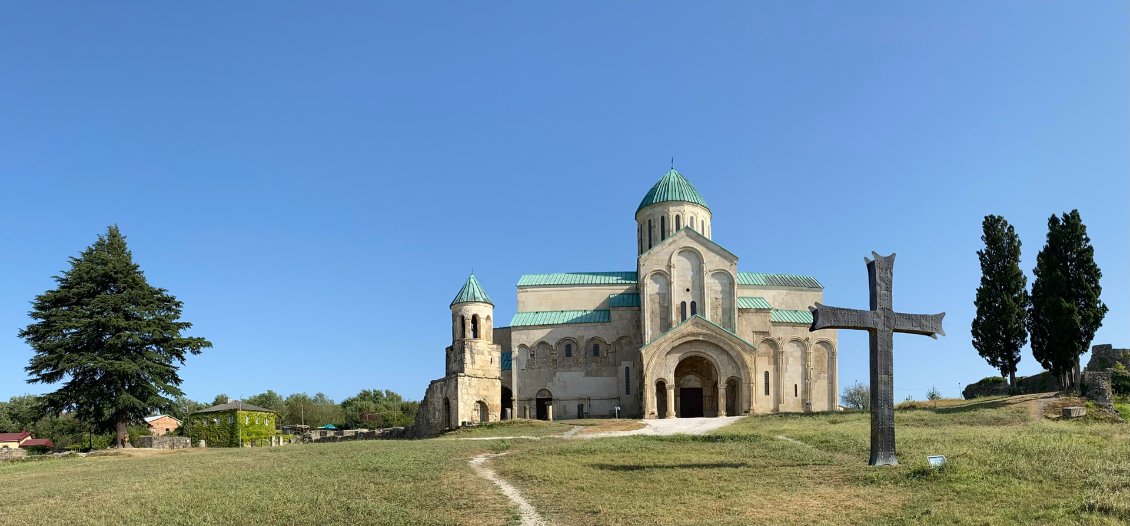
1087, 344, 1130, 372
411, 378, 450, 438
1081, 370, 1114, 410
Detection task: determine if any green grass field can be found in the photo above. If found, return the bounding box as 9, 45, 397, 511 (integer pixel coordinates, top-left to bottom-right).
1, 395, 1126, 525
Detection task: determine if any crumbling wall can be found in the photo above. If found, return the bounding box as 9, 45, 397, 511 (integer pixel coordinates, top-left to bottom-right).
410, 378, 451, 438
1081, 370, 1114, 410
1087, 344, 1130, 372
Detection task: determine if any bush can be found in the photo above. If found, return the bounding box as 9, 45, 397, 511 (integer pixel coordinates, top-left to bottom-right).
1111, 363, 1130, 396
841, 382, 870, 411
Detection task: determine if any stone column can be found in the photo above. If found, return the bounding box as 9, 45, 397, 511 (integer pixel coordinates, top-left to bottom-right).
545, 403, 554, 421
718, 383, 728, 417
642, 383, 653, 418
665, 385, 676, 419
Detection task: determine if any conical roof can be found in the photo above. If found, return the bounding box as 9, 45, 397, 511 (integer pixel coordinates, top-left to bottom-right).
636, 169, 709, 213
450, 274, 493, 306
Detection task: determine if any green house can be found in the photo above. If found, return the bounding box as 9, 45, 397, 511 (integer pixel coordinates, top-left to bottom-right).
188, 400, 278, 447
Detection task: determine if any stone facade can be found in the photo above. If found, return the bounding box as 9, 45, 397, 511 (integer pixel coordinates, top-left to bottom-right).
416, 168, 838, 434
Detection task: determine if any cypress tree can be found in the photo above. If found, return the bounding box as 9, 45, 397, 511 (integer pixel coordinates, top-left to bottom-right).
19, 226, 211, 447
971, 215, 1028, 392
1028, 210, 1108, 389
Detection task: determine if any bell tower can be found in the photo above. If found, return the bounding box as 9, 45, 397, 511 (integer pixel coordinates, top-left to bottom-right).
443, 274, 502, 425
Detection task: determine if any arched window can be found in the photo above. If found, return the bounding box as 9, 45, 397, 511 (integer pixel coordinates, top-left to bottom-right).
648, 219, 653, 248
624, 367, 631, 395
471, 315, 480, 339
690, 216, 696, 231
680, 301, 687, 322
460, 315, 467, 339
592, 343, 600, 357
675, 215, 682, 230
690, 301, 698, 316
660, 216, 667, 239
564, 343, 573, 357
794, 384, 799, 397
764, 371, 770, 396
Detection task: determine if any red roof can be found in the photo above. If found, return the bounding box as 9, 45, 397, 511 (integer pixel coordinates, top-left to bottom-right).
0, 430, 30, 442
20, 438, 54, 448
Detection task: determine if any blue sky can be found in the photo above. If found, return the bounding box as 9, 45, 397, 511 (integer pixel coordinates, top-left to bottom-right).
2, 2, 1126, 404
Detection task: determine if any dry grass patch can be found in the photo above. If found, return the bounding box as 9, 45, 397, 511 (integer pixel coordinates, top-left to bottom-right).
0, 439, 514, 526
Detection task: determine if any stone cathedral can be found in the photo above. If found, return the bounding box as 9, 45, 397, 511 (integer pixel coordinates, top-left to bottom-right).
413, 169, 838, 435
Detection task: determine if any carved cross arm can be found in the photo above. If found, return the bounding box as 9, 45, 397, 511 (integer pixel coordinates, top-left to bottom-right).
809, 303, 879, 332
892, 312, 946, 339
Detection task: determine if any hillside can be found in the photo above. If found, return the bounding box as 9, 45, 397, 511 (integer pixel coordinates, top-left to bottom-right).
1, 395, 1126, 525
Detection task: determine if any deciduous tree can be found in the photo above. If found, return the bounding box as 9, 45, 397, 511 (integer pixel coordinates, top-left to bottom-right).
19, 226, 211, 447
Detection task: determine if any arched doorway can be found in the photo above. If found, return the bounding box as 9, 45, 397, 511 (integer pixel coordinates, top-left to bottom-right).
442, 397, 452, 429
501, 386, 513, 419
655, 380, 668, 418
675, 356, 718, 417
725, 377, 740, 416
476, 401, 489, 424
535, 389, 553, 420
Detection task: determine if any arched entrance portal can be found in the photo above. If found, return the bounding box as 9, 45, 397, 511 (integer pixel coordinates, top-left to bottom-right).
675, 356, 717, 417
476, 401, 489, 424
501, 386, 513, 419
535, 389, 553, 420
442, 397, 452, 429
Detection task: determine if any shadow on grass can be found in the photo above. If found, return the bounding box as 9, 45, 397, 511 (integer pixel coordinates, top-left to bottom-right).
592, 462, 749, 471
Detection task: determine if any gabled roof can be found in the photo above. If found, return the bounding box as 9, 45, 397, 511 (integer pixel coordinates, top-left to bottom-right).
0, 430, 29, 442
144, 415, 182, 424
637, 169, 709, 213
19, 438, 53, 448
517, 272, 638, 287
451, 274, 493, 306
192, 401, 276, 414
637, 223, 738, 261
510, 310, 611, 327
640, 314, 757, 354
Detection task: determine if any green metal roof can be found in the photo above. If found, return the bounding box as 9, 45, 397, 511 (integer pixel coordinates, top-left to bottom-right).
737, 272, 823, 289
510, 310, 611, 327
636, 169, 709, 213
451, 274, 493, 306
771, 309, 814, 324
609, 293, 641, 308
517, 272, 638, 287
737, 296, 772, 309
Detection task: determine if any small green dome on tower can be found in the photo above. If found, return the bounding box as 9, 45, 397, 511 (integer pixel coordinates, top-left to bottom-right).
636, 169, 709, 214
450, 274, 493, 306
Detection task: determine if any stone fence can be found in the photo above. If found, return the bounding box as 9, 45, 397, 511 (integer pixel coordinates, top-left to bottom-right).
302, 427, 406, 443
0, 448, 28, 461
134, 436, 191, 449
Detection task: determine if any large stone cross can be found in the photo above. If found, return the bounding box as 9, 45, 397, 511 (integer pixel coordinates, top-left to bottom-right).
810, 252, 944, 466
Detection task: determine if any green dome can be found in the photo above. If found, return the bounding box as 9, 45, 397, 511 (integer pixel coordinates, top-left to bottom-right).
636, 169, 709, 214
450, 274, 493, 307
